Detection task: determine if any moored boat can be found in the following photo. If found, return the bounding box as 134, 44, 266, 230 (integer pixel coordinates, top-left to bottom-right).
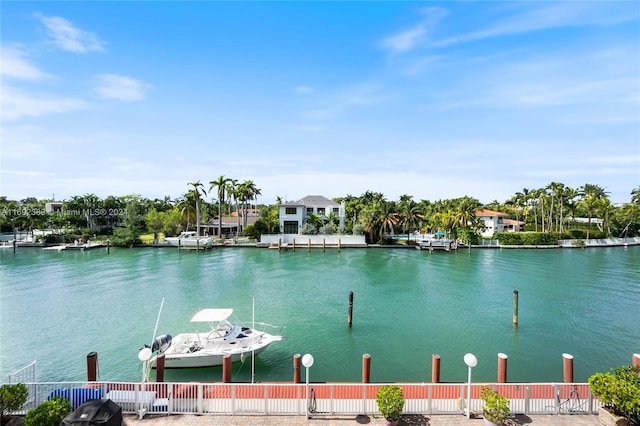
165, 231, 213, 249
147, 308, 286, 369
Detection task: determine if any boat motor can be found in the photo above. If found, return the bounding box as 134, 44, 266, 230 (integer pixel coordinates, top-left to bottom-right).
151, 334, 172, 353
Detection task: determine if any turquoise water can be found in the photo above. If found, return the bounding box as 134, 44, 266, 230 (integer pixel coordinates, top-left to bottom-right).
1, 246, 638, 384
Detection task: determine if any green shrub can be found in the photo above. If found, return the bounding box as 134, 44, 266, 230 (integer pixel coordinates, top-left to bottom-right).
24, 396, 71, 426
496, 232, 558, 245
376, 385, 405, 422
568, 229, 586, 239
589, 366, 640, 425
481, 386, 510, 424
0, 383, 28, 421
495, 233, 521, 245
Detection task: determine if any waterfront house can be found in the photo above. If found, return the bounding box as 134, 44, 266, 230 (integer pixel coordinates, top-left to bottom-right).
475, 209, 524, 237
279, 195, 344, 234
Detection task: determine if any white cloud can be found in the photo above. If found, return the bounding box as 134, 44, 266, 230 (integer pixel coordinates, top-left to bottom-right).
94, 74, 151, 102
0, 46, 50, 80
36, 14, 106, 53
0, 86, 88, 121
432, 2, 639, 48
294, 86, 314, 94
300, 82, 385, 121
381, 7, 448, 54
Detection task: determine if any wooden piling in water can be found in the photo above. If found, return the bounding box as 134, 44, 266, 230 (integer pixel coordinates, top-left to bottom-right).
497, 353, 508, 383
106, 239, 110, 254
362, 354, 371, 383
156, 354, 165, 382
323, 238, 326, 252
308, 238, 311, 252
278, 238, 282, 252
347, 291, 353, 326
13, 239, 16, 253
431, 354, 441, 383
87, 352, 98, 381
512, 290, 519, 326
293, 354, 301, 383
563, 353, 574, 383
222, 355, 232, 383
292, 239, 296, 252
338, 238, 341, 252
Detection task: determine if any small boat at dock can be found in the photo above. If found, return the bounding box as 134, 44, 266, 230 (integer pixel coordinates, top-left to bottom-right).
147, 308, 286, 369
165, 231, 213, 249
417, 238, 458, 252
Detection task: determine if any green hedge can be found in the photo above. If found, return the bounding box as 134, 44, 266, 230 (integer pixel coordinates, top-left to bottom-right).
495, 232, 558, 245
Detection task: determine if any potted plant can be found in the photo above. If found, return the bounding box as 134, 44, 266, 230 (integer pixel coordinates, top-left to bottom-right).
376, 385, 405, 426
481, 386, 510, 426
588, 365, 639, 426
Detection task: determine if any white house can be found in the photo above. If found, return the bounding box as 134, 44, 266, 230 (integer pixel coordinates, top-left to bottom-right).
279, 195, 344, 234
475, 209, 524, 237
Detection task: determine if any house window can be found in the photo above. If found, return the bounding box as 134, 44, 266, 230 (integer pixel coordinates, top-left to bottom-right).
283, 221, 298, 234
333, 207, 339, 214
306, 207, 313, 215
317, 207, 325, 215
285, 207, 297, 215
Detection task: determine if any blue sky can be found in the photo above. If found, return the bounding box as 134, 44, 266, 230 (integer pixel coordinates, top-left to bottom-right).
2, 1, 639, 205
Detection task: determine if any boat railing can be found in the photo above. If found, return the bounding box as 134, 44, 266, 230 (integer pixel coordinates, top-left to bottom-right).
5, 381, 600, 418
252, 322, 287, 339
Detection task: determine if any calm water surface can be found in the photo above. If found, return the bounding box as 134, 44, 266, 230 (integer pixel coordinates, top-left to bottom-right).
1, 246, 638, 384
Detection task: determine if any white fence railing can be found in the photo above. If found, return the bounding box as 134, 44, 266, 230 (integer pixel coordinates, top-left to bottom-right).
8, 381, 601, 418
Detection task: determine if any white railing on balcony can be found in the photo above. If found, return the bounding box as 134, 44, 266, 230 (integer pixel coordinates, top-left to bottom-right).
7, 381, 601, 418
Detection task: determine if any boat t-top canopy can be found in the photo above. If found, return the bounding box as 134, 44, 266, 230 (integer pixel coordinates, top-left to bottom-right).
191, 309, 233, 322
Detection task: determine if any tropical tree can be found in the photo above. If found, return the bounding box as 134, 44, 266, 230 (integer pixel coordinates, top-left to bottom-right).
209, 175, 233, 238
187, 181, 206, 237
579, 183, 609, 239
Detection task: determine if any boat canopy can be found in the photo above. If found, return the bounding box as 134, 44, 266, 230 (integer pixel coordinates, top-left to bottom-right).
191, 308, 233, 322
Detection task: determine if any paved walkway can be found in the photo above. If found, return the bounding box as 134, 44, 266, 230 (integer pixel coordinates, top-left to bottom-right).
124, 413, 600, 425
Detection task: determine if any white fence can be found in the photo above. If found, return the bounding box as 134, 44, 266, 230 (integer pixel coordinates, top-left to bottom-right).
8, 381, 600, 418
260, 234, 367, 247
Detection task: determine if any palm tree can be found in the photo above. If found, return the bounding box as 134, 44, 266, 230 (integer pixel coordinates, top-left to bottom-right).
238, 180, 261, 229
209, 175, 232, 238
579, 183, 609, 239
187, 181, 206, 237
631, 187, 640, 205
176, 196, 194, 231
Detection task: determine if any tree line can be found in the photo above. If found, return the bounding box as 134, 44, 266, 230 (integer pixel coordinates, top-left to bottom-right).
1, 179, 638, 246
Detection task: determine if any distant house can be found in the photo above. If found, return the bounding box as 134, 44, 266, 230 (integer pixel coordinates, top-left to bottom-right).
475, 209, 524, 237
201, 215, 259, 238
279, 195, 344, 234
45, 202, 63, 214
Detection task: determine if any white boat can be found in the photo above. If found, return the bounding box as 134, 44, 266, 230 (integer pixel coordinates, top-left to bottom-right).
417, 238, 458, 251
164, 231, 213, 249
147, 308, 286, 369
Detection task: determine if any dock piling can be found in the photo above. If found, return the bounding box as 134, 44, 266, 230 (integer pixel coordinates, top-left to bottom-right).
562, 353, 574, 383
431, 354, 441, 383
498, 353, 508, 383
347, 291, 353, 326
293, 354, 301, 383
222, 355, 232, 383
156, 354, 165, 382
512, 290, 519, 326
87, 352, 98, 381
362, 354, 371, 383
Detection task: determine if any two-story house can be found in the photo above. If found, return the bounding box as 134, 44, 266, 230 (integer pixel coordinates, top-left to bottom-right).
475, 209, 524, 237
279, 195, 344, 234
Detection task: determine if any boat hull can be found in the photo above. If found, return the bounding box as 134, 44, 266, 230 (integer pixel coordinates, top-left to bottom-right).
148, 331, 284, 369
150, 345, 269, 368
165, 237, 213, 249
